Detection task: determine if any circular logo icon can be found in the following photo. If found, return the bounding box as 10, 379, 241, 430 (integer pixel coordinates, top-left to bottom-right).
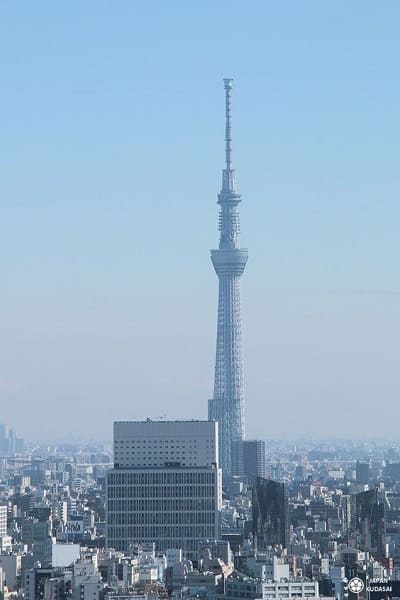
348, 578, 365, 594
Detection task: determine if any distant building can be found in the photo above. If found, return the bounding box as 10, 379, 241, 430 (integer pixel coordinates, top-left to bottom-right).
349, 488, 387, 559
106, 420, 222, 559
294, 465, 306, 481
0, 504, 6, 539
252, 477, 289, 549
232, 439, 266, 480
0, 554, 21, 590
225, 576, 326, 600
24, 568, 66, 600
0, 423, 23, 455
356, 461, 370, 484
385, 462, 400, 482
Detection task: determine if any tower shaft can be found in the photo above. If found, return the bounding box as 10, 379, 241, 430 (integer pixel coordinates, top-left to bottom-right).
208, 79, 248, 475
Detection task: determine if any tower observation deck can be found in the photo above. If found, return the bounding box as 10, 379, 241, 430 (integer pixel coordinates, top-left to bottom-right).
208, 79, 248, 475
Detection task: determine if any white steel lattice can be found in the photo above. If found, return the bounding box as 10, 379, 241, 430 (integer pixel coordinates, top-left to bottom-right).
208, 79, 248, 475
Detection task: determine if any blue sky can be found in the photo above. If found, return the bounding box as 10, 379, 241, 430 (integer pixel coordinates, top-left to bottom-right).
1, 1, 399, 440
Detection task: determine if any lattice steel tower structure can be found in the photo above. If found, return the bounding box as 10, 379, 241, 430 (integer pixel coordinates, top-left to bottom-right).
208, 79, 248, 475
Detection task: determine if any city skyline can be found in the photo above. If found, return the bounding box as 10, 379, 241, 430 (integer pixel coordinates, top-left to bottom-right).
1, 1, 400, 440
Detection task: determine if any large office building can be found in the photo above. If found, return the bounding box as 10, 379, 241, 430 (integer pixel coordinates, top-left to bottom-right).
208, 79, 248, 475
106, 420, 222, 559
232, 439, 266, 481
252, 477, 289, 550
355, 461, 370, 485
349, 487, 387, 559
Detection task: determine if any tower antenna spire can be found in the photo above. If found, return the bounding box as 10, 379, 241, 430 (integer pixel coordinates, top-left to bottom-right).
224, 78, 233, 172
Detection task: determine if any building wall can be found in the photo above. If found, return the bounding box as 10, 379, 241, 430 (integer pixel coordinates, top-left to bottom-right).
113, 420, 218, 469
0, 505, 7, 538
0, 554, 21, 590
106, 467, 222, 559
252, 477, 289, 549
349, 488, 387, 559
24, 570, 36, 600
108, 420, 222, 559
225, 577, 326, 600
232, 440, 266, 479
356, 461, 370, 484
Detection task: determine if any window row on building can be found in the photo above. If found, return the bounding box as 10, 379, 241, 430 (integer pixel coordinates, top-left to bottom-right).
108, 470, 216, 485
107, 524, 217, 541
107, 498, 216, 512
107, 509, 216, 525
107, 484, 216, 499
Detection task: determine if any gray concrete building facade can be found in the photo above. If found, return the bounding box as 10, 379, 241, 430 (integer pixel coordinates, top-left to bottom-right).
106, 420, 222, 559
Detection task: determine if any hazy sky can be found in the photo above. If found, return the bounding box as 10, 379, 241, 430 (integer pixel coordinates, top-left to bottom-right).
1, 1, 399, 441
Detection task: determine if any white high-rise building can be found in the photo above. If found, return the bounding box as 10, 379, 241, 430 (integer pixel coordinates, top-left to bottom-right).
0, 504, 7, 539
106, 420, 222, 559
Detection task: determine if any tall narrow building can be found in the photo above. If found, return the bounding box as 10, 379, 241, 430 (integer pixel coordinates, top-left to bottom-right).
252, 478, 289, 550
208, 79, 248, 475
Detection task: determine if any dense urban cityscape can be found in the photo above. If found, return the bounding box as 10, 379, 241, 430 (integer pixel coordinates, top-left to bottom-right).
1, 76, 400, 600
3, 423, 400, 599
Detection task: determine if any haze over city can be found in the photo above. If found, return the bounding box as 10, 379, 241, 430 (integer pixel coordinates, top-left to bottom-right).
1, 1, 400, 441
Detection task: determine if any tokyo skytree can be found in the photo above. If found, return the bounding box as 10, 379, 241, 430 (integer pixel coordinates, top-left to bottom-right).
208, 79, 248, 475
